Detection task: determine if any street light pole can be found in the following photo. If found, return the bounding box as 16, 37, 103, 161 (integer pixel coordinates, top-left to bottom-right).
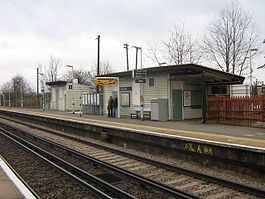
7, 83, 11, 107
21, 85, 23, 108
37, 67, 39, 106
249, 48, 258, 95
132, 46, 144, 120
66, 65, 74, 78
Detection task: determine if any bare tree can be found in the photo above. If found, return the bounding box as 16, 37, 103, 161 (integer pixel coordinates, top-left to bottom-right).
63, 67, 93, 85
90, 61, 115, 77
9, 75, 34, 95
164, 24, 202, 65
90, 61, 115, 90
39, 55, 62, 83
203, 0, 260, 75
146, 41, 166, 66
146, 25, 202, 66
1, 75, 34, 106
63, 61, 115, 90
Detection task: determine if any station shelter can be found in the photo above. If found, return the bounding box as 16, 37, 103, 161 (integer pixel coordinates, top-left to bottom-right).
97, 64, 244, 121
46, 79, 91, 112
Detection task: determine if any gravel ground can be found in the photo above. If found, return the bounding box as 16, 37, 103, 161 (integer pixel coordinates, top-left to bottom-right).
1, 117, 264, 198
35, 125, 265, 190
0, 133, 97, 199
0, 121, 178, 199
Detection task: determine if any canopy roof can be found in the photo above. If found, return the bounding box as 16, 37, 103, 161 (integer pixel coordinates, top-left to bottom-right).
46, 81, 67, 86
98, 64, 245, 85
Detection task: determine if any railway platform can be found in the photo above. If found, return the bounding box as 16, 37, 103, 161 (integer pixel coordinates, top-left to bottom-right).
0, 156, 36, 199
3, 107, 264, 149
0, 107, 265, 177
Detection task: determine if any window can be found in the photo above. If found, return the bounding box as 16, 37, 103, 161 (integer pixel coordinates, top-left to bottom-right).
191, 90, 202, 108
211, 86, 227, 94
121, 92, 130, 107
68, 85, 73, 89
149, 78, 154, 87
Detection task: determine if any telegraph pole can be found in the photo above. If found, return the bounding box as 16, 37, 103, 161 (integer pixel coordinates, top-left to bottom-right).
123, 43, 129, 71
96, 35, 100, 93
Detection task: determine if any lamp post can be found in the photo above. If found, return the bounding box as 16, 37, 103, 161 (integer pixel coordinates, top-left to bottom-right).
249, 48, 258, 95
132, 46, 145, 120
159, 62, 167, 66
258, 39, 265, 69
0, 91, 2, 106
20, 85, 23, 108
37, 68, 44, 108
7, 83, 11, 107
39, 73, 45, 110
66, 65, 74, 73
132, 46, 142, 70
2, 92, 6, 106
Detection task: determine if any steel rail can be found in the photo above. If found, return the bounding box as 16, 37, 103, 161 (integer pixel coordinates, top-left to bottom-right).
3, 116, 263, 197
0, 154, 41, 199
0, 128, 136, 199
0, 119, 199, 199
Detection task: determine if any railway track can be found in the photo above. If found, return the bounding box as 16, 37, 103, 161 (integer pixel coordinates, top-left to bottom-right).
0, 128, 138, 198
0, 120, 198, 199
0, 116, 265, 198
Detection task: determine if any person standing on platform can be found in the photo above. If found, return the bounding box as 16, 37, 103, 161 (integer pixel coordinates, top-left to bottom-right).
112, 96, 118, 117
107, 96, 113, 117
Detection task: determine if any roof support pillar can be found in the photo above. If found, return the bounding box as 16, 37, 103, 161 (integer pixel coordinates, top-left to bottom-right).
201, 71, 207, 123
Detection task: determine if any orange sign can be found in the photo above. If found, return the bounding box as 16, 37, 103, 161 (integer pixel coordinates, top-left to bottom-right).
93, 79, 117, 85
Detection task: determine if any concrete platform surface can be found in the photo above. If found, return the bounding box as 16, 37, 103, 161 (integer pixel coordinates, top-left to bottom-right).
1, 107, 265, 149
0, 156, 35, 199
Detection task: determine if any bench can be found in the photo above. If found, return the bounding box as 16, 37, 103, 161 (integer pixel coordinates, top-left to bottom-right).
130, 110, 151, 120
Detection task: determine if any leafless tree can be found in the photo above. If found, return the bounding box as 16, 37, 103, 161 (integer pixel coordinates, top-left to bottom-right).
164, 24, 202, 65
2, 75, 34, 95
1, 75, 34, 106
146, 25, 202, 66
63, 67, 93, 85
39, 55, 62, 83
90, 61, 115, 77
146, 41, 166, 66
203, 0, 260, 75
90, 61, 115, 90
63, 61, 115, 90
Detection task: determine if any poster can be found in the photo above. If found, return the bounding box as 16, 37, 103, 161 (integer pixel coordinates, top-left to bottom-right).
183, 90, 191, 107
121, 92, 130, 107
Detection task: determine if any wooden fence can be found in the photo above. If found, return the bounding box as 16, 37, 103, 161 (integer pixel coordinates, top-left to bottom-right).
207, 95, 265, 126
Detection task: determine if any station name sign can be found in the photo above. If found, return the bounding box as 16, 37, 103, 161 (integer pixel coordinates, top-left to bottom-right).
133, 69, 147, 78
93, 79, 117, 85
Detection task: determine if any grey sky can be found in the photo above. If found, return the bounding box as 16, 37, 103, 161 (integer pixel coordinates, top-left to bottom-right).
0, 0, 264, 88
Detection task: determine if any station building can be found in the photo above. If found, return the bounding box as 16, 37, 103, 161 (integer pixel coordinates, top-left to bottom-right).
46, 79, 91, 111
97, 64, 244, 121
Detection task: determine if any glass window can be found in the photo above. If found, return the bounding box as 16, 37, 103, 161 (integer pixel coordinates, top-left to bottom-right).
149, 78, 154, 87
191, 90, 202, 108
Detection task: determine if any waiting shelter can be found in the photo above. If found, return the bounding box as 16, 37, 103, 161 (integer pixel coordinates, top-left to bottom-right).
96, 64, 244, 121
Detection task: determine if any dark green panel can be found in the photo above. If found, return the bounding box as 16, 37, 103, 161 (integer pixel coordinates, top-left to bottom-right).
173, 90, 182, 120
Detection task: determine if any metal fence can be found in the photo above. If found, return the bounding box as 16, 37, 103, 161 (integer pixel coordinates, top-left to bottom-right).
207, 95, 265, 126
82, 93, 103, 115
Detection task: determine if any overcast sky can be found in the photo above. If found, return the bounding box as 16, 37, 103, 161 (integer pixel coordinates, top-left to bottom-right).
0, 0, 264, 89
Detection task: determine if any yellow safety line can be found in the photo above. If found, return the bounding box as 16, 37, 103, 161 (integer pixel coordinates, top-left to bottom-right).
18, 109, 265, 145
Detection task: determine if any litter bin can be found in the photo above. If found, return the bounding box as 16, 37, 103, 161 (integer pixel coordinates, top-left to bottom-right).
151, 98, 168, 121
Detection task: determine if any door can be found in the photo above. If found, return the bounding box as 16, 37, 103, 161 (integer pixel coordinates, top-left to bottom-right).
172, 89, 183, 120
64, 94, 67, 111
55, 90, 59, 111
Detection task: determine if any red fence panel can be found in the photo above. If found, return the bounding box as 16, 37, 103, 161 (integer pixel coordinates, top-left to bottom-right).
207, 95, 265, 126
